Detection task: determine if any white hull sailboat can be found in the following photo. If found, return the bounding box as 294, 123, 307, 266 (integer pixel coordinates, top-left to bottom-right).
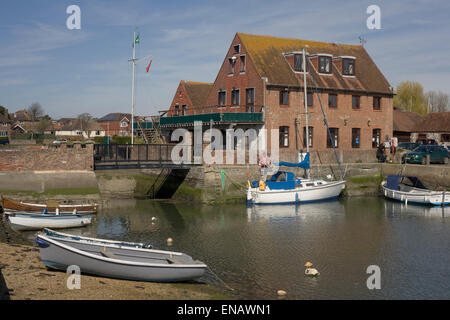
247, 178, 345, 205
246, 48, 346, 205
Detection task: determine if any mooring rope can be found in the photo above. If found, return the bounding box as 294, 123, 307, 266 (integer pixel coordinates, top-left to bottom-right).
206, 266, 235, 291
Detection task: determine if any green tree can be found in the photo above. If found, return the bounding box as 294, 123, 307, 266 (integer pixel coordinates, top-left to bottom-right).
37, 118, 51, 133
393, 81, 427, 115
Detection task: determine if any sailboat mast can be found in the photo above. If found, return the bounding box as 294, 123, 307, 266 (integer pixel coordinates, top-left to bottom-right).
302, 48, 310, 178
131, 31, 136, 145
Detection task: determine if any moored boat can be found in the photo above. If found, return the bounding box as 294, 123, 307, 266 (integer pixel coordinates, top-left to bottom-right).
5, 212, 92, 231
247, 172, 346, 205
42, 228, 149, 248
1, 196, 98, 214
35, 232, 208, 282
247, 156, 346, 205
381, 175, 449, 206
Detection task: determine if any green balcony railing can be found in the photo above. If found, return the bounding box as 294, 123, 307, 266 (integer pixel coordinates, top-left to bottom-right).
135, 112, 263, 129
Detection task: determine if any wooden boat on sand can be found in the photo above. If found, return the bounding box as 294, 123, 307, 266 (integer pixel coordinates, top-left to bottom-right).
1, 196, 98, 214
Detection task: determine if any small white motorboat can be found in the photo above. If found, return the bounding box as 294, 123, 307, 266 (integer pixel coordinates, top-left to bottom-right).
381, 175, 449, 206
35, 229, 207, 282
5, 212, 92, 231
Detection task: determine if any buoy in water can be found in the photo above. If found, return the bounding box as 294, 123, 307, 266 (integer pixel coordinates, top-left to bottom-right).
304, 262, 313, 268
151, 217, 157, 221
167, 237, 173, 245
305, 268, 320, 277
277, 290, 287, 296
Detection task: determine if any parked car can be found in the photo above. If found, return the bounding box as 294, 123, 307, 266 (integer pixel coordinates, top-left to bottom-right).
402, 145, 449, 164
416, 139, 437, 145
52, 138, 68, 145
397, 142, 419, 151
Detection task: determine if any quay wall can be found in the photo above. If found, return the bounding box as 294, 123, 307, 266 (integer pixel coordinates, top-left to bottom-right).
0, 144, 94, 172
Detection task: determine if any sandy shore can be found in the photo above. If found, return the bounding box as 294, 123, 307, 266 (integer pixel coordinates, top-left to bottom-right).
0, 217, 231, 300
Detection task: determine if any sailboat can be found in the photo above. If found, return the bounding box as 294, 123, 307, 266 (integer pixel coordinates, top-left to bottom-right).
246, 48, 346, 205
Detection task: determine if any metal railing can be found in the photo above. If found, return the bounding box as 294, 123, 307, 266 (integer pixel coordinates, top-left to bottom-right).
93, 144, 199, 170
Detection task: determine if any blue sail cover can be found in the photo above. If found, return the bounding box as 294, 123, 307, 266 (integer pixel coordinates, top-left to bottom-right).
276, 153, 310, 169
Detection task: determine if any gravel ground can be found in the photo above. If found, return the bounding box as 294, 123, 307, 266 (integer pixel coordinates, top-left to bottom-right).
0, 215, 230, 300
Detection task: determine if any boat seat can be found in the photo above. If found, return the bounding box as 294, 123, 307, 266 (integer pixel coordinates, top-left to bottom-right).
100, 248, 117, 259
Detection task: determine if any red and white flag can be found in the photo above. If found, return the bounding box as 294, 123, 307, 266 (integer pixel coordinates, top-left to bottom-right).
146, 59, 152, 72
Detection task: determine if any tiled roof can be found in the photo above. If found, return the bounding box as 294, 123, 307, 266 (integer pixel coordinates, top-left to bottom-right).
412, 112, 450, 133
393, 107, 422, 132
182, 81, 213, 109
98, 113, 131, 122
237, 33, 392, 94
61, 119, 104, 131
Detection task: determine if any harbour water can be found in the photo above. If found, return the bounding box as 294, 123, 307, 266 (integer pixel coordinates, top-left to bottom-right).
29, 197, 450, 299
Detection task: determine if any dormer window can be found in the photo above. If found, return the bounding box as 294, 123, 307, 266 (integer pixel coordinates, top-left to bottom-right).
342, 58, 355, 75
319, 55, 332, 74
293, 54, 307, 72
233, 44, 240, 54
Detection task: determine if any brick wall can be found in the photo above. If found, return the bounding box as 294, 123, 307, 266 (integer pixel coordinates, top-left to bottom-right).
168, 82, 193, 116
0, 144, 94, 171
264, 88, 393, 153
203, 34, 265, 114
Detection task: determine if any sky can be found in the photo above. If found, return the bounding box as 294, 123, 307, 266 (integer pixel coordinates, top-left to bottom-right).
0, 0, 449, 119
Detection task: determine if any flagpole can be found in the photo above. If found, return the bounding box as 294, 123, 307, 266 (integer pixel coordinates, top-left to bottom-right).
131, 31, 136, 144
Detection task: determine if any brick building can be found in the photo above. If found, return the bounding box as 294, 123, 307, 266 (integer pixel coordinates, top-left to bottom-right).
411, 112, 450, 146
393, 107, 422, 142
168, 81, 213, 116
162, 32, 394, 163
97, 113, 132, 136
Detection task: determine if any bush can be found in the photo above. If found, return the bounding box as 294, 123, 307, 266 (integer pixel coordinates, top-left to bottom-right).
93, 137, 105, 144
35, 134, 55, 141
11, 133, 33, 140
112, 135, 132, 144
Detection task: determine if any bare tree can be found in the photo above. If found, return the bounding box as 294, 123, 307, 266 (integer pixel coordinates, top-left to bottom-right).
27, 102, 44, 122
426, 91, 450, 112
78, 113, 92, 136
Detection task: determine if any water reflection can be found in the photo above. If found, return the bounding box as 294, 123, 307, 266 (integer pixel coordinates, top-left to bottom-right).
384, 200, 448, 219
39, 197, 450, 299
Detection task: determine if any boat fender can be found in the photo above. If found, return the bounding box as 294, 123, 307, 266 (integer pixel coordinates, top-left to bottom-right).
259, 180, 265, 191
35, 237, 50, 248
